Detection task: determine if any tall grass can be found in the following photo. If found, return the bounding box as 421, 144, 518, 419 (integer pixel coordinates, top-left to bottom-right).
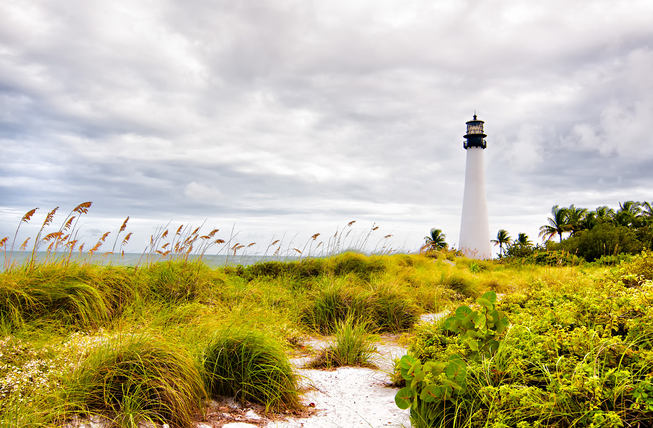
65, 332, 204, 428
202, 328, 300, 411
308, 317, 377, 369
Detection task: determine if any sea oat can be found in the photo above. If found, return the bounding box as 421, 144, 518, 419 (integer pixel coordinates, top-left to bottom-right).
20, 238, 31, 250
0, 237, 8, 249
42, 207, 59, 227
21, 208, 38, 223
247, 242, 256, 248
311, 233, 320, 240
384, 235, 392, 239
271, 240, 280, 246
73, 202, 92, 215
121, 233, 132, 246
43, 232, 63, 242
161, 229, 169, 239
162, 243, 170, 249
63, 216, 75, 231
175, 225, 183, 236
215, 239, 225, 244
347, 220, 356, 227
118, 217, 129, 233
294, 248, 302, 254
208, 229, 219, 238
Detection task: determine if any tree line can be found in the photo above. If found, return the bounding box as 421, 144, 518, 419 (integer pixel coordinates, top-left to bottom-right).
500, 201, 653, 262
425, 201, 653, 262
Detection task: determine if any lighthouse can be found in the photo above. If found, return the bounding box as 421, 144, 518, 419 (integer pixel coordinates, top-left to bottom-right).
459, 114, 492, 259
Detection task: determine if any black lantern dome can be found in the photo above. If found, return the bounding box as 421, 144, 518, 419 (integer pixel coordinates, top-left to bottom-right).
463, 114, 487, 149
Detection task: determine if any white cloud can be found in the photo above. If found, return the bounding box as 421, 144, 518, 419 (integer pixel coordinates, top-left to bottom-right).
184, 182, 223, 201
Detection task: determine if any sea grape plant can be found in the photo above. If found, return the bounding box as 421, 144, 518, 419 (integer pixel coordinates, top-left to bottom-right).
394, 354, 467, 426
443, 290, 509, 357
395, 291, 509, 426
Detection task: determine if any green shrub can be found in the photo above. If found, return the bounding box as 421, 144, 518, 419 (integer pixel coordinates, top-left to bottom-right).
308, 317, 377, 368
66, 333, 204, 428
0, 266, 113, 330
301, 278, 419, 333
140, 260, 214, 302
324, 252, 386, 281
399, 273, 653, 427
439, 272, 478, 298
202, 328, 300, 411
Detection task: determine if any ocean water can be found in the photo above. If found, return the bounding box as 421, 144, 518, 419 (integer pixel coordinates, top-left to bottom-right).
2, 251, 300, 270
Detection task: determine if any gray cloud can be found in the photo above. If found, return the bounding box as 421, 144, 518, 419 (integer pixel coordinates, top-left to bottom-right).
1, 0, 652, 254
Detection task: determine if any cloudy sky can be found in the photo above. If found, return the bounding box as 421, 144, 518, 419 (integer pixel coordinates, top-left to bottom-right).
1, 0, 652, 256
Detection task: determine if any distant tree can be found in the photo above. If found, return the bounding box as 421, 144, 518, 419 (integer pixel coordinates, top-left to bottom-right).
594, 206, 616, 224
491, 229, 512, 257
423, 228, 448, 252
516, 233, 533, 247
616, 201, 641, 228
566, 205, 588, 236
539, 205, 570, 243
639, 201, 653, 223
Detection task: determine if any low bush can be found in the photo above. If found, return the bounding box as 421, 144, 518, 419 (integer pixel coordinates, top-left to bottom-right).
202, 328, 300, 411
301, 278, 419, 333
399, 266, 653, 427
308, 317, 376, 369
66, 332, 204, 428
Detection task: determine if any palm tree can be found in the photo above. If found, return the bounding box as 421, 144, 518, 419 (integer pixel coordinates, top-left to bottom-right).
594, 206, 616, 224
566, 205, 588, 236
491, 229, 511, 257
580, 211, 598, 231
615, 201, 641, 227
539, 205, 570, 242
423, 228, 448, 252
515, 233, 532, 247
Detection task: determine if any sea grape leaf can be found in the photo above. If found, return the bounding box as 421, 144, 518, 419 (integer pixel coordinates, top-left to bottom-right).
395, 387, 415, 409
477, 297, 493, 310
455, 306, 473, 318
420, 384, 443, 402
482, 290, 497, 304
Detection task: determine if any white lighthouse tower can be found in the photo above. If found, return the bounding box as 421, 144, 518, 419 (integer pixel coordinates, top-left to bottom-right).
459, 114, 492, 259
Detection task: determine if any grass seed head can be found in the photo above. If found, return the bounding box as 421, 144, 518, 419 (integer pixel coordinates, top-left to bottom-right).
118, 217, 129, 233
20, 237, 31, 250
21, 208, 39, 223
43, 207, 59, 227
73, 201, 92, 215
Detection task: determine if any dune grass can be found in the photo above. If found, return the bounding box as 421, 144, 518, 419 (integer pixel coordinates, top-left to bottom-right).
64, 332, 205, 428
307, 317, 377, 369
4, 206, 648, 427
202, 328, 300, 411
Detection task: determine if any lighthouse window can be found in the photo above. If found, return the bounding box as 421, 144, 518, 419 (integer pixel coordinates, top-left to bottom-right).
467, 123, 484, 134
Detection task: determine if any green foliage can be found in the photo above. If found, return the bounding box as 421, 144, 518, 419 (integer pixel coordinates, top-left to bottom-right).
507, 248, 584, 266
552, 223, 644, 262
399, 258, 653, 427
301, 278, 419, 333
395, 354, 468, 426
66, 332, 204, 428
202, 328, 300, 411
308, 317, 377, 368
443, 291, 509, 357
0, 265, 116, 330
